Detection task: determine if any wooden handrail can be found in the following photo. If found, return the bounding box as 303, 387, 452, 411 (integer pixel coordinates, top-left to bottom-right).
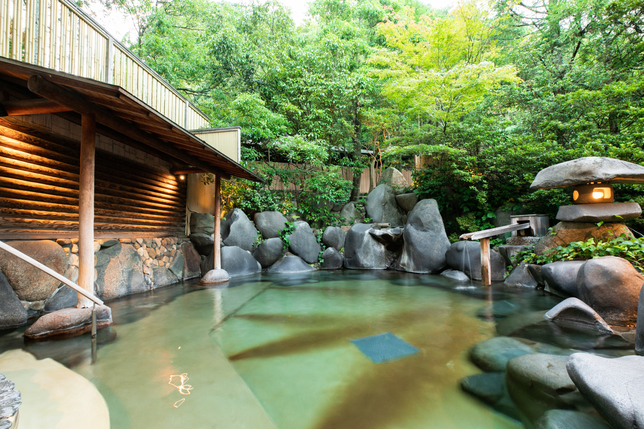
459, 222, 531, 241
0, 239, 103, 306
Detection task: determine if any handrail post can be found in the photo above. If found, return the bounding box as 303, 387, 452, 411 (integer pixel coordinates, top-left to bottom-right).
91, 302, 97, 363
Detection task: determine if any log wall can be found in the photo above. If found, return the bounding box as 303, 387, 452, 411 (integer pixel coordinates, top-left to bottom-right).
0, 118, 186, 240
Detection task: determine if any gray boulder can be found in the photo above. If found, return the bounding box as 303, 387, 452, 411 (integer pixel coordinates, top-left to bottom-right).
181, 242, 202, 279
504, 264, 538, 288
567, 353, 644, 429
498, 245, 530, 267
24, 306, 112, 339
395, 193, 418, 213
461, 372, 521, 420
222, 208, 258, 252
200, 269, 230, 284
322, 226, 346, 251
98, 244, 147, 300
254, 211, 287, 239
267, 255, 315, 274
530, 156, 644, 189
189, 233, 214, 256
577, 256, 644, 326
445, 240, 506, 281
379, 166, 410, 189
189, 212, 214, 235
288, 221, 321, 264
0, 240, 68, 301
343, 223, 389, 270
321, 248, 343, 270
340, 202, 362, 224
396, 199, 450, 274
253, 238, 284, 268
365, 184, 404, 226
168, 253, 184, 280
542, 260, 585, 298
637, 284, 644, 356
152, 266, 179, 288
0, 271, 27, 329
544, 298, 614, 335
369, 226, 403, 246
535, 410, 612, 429
440, 269, 470, 282
43, 285, 78, 313
557, 202, 642, 223
221, 246, 261, 278
470, 336, 534, 372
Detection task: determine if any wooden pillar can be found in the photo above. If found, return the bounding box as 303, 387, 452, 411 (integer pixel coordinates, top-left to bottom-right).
480, 238, 491, 287
78, 114, 96, 307
214, 174, 222, 270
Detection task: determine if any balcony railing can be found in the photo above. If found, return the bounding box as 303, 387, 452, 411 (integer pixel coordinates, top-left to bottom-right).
0, 0, 209, 130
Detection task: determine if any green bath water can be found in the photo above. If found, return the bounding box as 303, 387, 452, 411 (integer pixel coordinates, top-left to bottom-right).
0, 271, 562, 428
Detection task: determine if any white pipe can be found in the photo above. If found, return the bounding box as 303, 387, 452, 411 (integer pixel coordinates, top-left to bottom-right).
0, 240, 104, 306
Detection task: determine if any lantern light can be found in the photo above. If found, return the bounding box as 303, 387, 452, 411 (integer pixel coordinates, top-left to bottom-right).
572, 183, 614, 204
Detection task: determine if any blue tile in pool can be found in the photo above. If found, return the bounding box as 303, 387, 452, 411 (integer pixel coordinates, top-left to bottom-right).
350, 333, 419, 363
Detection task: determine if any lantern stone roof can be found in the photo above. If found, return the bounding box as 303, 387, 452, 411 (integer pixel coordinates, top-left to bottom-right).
530, 157, 644, 190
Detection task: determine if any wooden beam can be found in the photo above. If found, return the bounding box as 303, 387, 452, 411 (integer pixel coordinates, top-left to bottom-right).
214, 174, 222, 270
480, 238, 491, 287
27, 75, 229, 178
460, 222, 531, 241
0, 99, 70, 116
78, 113, 95, 308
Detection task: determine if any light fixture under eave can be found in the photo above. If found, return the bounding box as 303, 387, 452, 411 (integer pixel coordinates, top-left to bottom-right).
179, 175, 185, 181
572, 183, 614, 204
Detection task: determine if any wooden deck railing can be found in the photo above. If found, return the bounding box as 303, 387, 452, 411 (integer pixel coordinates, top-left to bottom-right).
0, 0, 209, 130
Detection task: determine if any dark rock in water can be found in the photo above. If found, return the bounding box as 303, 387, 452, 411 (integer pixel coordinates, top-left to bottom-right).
200, 269, 230, 284
470, 336, 534, 372
505, 264, 538, 288
288, 221, 321, 264
365, 184, 404, 227
368, 226, 403, 246
189, 212, 214, 235
440, 269, 470, 282
254, 211, 287, 239
445, 241, 506, 281
542, 261, 585, 298
152, 266, 179, 288
567, 353, 644, 429
461, 372, 521, 421
530, 156, 644, 189
189, 232, 214, 256
0, 240, 68, 301
498, 245, 530, 267
43, 285, 78, 313
267, 255, 315, 274
544, 298, 614, 335
636, 284, 644, 356
527, 264, 545, 286
395, 193, 418, 213
397, 199, 451, 274
476, 300, 521, 319
24, 306, 113, 338
577, 256, 644, 326
221, 246, 261, 278
557, 202, 642, 223
0, 271, 27, 329
322, 226, 346, 251
534, 221, 632, 256
507, 353, 590, 424
320, 248, 343, 270
222, 208, 258, 252
344, 223, 389, 270
340, 202, 362, 224
98, 244, 146, 300
181, 242, 202, 279
253, 238, 284, 268
535, 410, 612, 429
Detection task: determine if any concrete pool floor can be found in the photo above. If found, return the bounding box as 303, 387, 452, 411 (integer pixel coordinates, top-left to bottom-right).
0, 272, 537, 428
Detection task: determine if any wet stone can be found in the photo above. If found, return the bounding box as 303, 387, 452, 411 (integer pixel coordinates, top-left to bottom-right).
542, 261, 585, 298
544, 297, 614, 335
505, 264, 539, 288
440, 269, 470, 282
267, 255, 315, 274
470, 336, 534, 372
535, 410, 612, 429
320, 248, 343, 270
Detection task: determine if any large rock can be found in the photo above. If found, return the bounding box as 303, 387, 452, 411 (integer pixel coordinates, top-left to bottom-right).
577, 256, 644, 326
97, 244, 147, 300
152, 266, 179, 288
168, 253, 184, 280
440, 269, 470, 282
396, 199, 451, 274
24, 306, 112, 339
322, 226, 346, 251
445, 241, 506, 281
0, 240, 68, 301
365, 184, 404, 226
288, 221, 321, 264
343, 223, 389, 270
254, 211, 287, 239
460, 372, 521, 420
368, 226, 403, 246
253, 238, 284, 268
395, 193, 418, 213
189, 233, 214, 256
340, 202, 362, 224
320, 248, 343, 270
221, 208, 258, 252
504, 264, 538, 288
534, 221, 633, 255
557, 202, 642, 223
567, 353, 644, 429
544, 298, 614, 335
637, 284, 644, 355
530, 157, 644, 189
541, 260, 585, 297
266, 255, 315, 274
535, 410, 612, 429
221, 246, 261, 278
0, 271, 27, 329
181, 242, 202, 279
470, 336, 534, 372
43, 285, 78, 313
378, 167, 410, 189
189, 212, 214, 235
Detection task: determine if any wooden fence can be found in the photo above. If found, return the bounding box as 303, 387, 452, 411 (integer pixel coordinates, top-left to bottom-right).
0, 0, 209, 130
